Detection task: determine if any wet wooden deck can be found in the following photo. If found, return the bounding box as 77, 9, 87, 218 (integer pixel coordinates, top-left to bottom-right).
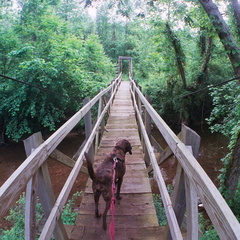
67, 81, 163, 239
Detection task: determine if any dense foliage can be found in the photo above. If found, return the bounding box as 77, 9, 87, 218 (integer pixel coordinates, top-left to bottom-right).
207, 82, 240, 220
0, 0, 114, 142
1, 0, 239, 139
1, 0, 240, 237
0, 192, 81, 239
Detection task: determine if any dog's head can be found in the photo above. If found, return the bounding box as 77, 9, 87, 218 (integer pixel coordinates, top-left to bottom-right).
116, 139, 132, 155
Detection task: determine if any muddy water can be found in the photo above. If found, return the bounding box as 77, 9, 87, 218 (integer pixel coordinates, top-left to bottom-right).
0, 132, 87, 194
0, 126, 228, 229
0, 132, 88, 229
0, 126, 228, 194
150, 125, 229, 193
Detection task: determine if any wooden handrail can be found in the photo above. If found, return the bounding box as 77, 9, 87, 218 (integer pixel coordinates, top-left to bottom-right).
130, 76, 240, 240
0, 74, 121, 222
39, 74, 122, 240
1, 71, 239, 240
130, 85, 183, 240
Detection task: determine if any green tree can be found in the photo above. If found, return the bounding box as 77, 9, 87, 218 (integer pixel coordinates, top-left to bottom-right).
0, 0, 114, 142
207, 81, 240, 218
196, 0, 240, 214
198, 0, 240, 79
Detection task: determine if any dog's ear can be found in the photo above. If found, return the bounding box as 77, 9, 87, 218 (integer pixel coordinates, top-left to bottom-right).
128, 144, 132, 155
125, 140, 132, 155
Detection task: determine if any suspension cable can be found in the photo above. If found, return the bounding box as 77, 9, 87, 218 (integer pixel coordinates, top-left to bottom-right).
161, 76, 240, 105
0, 73, 80, 102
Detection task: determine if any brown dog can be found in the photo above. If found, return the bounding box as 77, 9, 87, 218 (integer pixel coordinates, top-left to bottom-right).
84, 139, 132, 230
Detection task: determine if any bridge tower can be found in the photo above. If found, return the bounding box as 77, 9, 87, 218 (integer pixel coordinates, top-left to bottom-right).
118, 56, 132, 75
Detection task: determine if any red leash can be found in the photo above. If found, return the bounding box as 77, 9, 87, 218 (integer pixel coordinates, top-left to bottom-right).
109, 157, 118, 240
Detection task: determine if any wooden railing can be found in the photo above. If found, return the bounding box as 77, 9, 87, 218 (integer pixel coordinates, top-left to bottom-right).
1, 72, 240, 240
0, 74, 122, 240
129, 76, 240, 240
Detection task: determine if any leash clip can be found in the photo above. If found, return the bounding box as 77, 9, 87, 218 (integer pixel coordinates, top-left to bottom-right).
113, 156, 118, 163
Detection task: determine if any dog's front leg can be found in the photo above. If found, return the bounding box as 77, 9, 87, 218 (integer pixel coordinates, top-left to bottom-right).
116, 177, 123, 200
102, 199, 111, 230
94, 190, 101, 218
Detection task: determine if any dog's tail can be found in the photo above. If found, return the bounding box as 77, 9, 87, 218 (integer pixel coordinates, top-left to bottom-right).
84, 152, 95, 180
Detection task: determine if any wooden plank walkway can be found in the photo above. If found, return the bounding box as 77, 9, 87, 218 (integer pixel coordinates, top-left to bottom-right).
67, 81, 163, 240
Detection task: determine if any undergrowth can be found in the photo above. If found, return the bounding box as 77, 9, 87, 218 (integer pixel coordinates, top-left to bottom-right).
0, 191, 81, 239
153, 190, 220, 239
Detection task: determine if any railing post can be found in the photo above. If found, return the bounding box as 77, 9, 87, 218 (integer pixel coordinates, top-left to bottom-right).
164, 124, 200, 240
129, 58, 132, 76
109, 79, 115, 113
181, 124, 200, 240
95, 94, 103, 152
84, 97, 94, 161
24, 133, 42, 240
143, 96, 151, 166
135, 83, 144, 148
24, 132, 68, 240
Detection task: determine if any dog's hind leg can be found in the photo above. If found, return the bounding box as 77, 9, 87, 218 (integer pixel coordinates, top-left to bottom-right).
102, 199, 111, 230
94, 190, 101, 218
116, 177, 123, 200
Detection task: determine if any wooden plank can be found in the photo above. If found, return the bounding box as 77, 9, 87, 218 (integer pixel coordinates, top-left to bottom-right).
83, 97, 94, 160
100, 137, 141, 146
73, 81, 160, 240
24, 133, 43, 240
147, 146, 173, 173
79, 193, 157, 216
144, 96, 152, 166
50, 149, 75, 167
130, 85, 183, 240
95, 94, 103, 152
147, 133, 181, 173
39, 163, 69, 240
102, 129, 139, 137
130, 77, 240, 240
165, 126, 200, 240
106, 124, 137, 129
181, 124, 200, 159
76, 214, 159, 228
25, 170, 38, 240
184, 141, 199, 240
38, 76, 122, 240
185, 172, 198, 240
66, 226, 164, 240
50, 148, 88, 174
151, 135, 163, 153
165, 163, 185, 240
24, 132, 68, 240
72, 139, 86, 161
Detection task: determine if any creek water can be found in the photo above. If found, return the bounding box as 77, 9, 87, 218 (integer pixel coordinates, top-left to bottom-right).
150, 124, 228, 193
0, 126, 229, 229
0, 126, 229, 196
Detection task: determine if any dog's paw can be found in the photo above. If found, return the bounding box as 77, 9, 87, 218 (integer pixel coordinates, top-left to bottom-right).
103, 223, 107, 231
116, 195, 122, 200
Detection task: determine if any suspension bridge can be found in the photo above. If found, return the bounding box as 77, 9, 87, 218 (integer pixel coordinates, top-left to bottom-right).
0, 57, 239, 240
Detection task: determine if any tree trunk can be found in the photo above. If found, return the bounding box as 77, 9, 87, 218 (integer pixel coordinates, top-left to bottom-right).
197, 34, 212, 84
199, 0, 240, 199
201, 36, 212, 73
199, 0, 240, 80
225, 132, 240, 200
166, 22, 187, 89
230, 0, 240, 35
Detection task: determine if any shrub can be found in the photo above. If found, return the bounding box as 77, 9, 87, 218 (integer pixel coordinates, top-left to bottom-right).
0, 191, 81, 239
